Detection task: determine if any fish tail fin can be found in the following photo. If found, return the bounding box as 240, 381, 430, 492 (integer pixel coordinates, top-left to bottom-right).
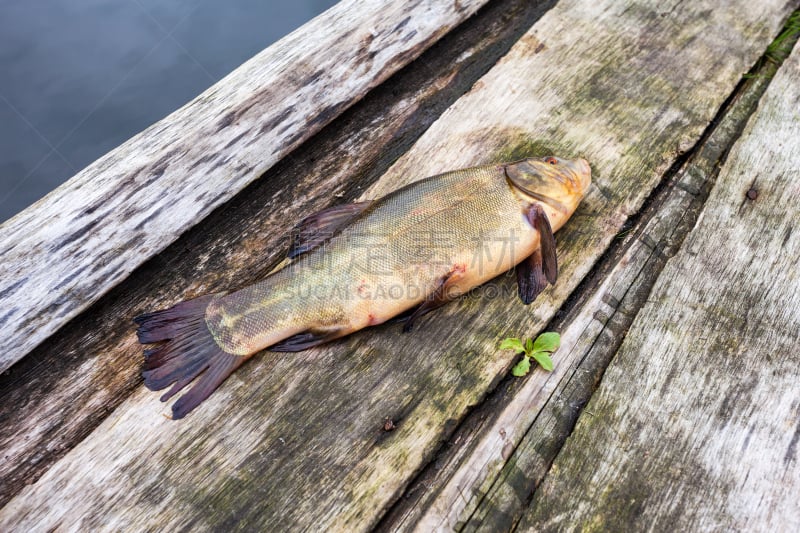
134, 294, 246, 419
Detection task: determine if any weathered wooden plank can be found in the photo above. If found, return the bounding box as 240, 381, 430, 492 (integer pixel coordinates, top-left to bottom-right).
0, 1, 792, 532
0, 0, 490, 371
0, 0, 558, 510
378, 2, 798, 530
445, 34, 792, 532
519, 34, 800, 532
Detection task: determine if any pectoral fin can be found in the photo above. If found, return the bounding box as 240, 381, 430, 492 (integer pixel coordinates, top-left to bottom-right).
525, 203, 557, 284
516, 203, 558, 305
288, 201, 373, 259
516, 249, 549, 305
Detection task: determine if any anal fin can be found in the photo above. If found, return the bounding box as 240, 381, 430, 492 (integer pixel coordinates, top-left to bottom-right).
267, 329, 342, 352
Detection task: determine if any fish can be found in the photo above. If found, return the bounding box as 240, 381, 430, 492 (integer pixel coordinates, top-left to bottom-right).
134, 156, 591, 418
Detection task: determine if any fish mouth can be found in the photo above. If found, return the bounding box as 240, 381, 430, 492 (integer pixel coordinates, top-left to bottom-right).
568, 158, 592, 193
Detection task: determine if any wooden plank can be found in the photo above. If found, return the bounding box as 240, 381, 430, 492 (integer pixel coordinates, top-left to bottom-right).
0, 0, 558, 510
378, 2, 797, 530
0, 0, 490, 371
518, 34, 800, 532
0, 2, 792, 532
444, 36, 790, 532
381, 29, 788, 529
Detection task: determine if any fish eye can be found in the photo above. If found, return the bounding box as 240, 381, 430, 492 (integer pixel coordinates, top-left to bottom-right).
545, 157, 558, 165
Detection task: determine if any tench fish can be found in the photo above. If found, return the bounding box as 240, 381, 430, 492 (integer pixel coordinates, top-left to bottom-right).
135, 156, 591, 418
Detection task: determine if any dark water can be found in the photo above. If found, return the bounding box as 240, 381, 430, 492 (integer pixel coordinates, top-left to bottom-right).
0, 0, 339, 224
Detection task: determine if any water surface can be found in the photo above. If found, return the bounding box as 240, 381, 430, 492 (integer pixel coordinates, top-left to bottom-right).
0, 0, 338, 223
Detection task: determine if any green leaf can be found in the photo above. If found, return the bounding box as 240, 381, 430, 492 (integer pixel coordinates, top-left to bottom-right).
532, 351, 554, 372
499, 338, 526, 354
525, 337, 534, 354
512, 357, 531, 377
533, 332, 561, 353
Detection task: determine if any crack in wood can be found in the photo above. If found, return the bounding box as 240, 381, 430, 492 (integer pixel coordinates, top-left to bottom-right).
0, 0, 561, 513
519, 24, 800, 530
378, 10, 800, 529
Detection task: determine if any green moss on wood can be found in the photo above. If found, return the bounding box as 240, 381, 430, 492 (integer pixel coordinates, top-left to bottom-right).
495, 137, 560, 162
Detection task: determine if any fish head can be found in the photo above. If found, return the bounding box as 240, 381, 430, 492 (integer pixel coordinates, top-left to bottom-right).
504, 156, 592, 224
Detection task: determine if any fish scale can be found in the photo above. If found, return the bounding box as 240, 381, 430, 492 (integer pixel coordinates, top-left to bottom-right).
206, 166, 525, 354
134, 157, 591, 418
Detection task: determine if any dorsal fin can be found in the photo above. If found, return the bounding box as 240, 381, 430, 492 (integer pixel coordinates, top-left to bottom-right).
288, 201, 373, 259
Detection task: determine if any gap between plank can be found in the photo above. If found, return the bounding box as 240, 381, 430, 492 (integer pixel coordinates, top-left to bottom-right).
376, 10, 800, 529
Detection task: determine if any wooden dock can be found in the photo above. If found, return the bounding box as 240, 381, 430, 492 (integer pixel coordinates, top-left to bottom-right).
1, 0, 798, 530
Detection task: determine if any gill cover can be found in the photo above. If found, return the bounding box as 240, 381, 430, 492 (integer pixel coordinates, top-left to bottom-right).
503, 156, 589, 214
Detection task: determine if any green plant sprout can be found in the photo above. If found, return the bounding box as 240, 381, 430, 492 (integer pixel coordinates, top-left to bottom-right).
744, 10, 800, 79
499, 332, 561, 377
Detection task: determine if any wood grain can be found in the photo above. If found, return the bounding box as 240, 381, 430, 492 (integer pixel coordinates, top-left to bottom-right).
374, 0, 795, 528
0, 0, 793, 531
519, 34, 800, 533
0, 0, 489, 371
441, 36, 789, 532
0, 0, 558, 511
